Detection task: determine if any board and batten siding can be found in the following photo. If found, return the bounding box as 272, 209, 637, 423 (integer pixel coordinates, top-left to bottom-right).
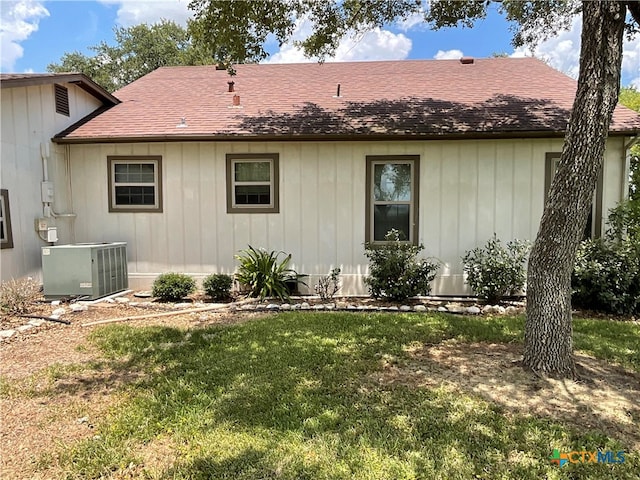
65, 138, 628, 295
0, 82, 104, 281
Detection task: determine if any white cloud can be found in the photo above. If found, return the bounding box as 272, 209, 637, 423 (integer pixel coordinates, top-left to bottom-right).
510, 15, 640, 87
397, 10, 426, 32
0, 0, 49, 71
434, 49, 464, 60
622, 34, 640, 89
98, 0, 192, 27
510, 16, 580, 79
266, 19, 411, 64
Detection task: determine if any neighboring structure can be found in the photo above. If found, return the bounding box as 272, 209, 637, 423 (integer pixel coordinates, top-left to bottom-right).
0, 73, 119, 281
4, 59, 640, 295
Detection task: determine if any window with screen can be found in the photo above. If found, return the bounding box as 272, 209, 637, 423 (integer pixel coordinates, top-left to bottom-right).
108, 156, 162, 212
226, 153, 279, 213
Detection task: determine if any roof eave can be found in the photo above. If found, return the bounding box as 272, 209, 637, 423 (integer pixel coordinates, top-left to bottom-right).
52, 129, 639, 145
1, 73, 119, 106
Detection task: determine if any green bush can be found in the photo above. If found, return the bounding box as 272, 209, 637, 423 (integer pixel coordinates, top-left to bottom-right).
235, 246, 299, 300
152, 273, 196, 302
202, 273, 233, 301
0, 277, 41, 314
572, 200, 640, 316
364, 229, 439, 301
606, 198, 640, 243
462, 235, 530, 304
572, 238, 640, 316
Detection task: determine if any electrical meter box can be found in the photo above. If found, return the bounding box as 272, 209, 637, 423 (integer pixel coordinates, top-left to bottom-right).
42, 242, 128, 299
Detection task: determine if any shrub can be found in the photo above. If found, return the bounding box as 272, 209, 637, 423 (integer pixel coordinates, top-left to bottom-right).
364, 230, 439, 301
572, 238, 640, 316
152, 273, 196, 302
202, 273, 233, 301
0, 277, 41, 314
235, 246, 299, 300
572, 200, 640, 316
315, 268, 341, 301
462, 235, 530, 304
606, 198, 640, 243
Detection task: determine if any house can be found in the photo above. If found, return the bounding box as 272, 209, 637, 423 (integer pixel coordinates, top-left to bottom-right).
4, 59, 640, 296
0, 74, 119, 282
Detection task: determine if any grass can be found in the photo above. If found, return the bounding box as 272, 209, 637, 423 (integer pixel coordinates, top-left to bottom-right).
22, 313, 640, 478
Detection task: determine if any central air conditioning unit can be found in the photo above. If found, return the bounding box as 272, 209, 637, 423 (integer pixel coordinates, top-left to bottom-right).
42, 242, 128, 300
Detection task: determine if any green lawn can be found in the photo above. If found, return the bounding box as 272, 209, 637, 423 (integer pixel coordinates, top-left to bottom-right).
43, 313, 640, 478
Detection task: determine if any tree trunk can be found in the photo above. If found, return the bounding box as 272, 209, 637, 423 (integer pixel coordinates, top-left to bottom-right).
523, 1, 626, 378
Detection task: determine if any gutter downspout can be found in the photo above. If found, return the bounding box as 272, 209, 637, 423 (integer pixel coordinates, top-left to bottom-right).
623, 135, 639, 201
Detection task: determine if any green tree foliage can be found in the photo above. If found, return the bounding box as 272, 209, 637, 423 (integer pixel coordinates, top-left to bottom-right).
47, 20, 212, 92
188, 0, 583, 66
619, 86, 640, 201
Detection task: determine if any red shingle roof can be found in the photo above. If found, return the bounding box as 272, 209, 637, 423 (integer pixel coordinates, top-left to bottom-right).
53, 58, 640, 143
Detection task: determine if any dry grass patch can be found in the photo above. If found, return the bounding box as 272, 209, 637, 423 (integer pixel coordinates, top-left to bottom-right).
376, 340, 640, 450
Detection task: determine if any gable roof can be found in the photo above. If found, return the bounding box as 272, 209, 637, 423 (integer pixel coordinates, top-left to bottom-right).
52, 58, 640, 144
0, 73, 120, 106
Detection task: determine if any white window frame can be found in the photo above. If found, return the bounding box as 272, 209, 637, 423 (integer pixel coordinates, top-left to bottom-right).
366, 155, 419, 244
108, 156, 162, 212
226, 153, 279, 213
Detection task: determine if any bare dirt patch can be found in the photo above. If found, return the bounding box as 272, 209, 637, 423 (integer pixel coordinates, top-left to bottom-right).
0, 296, 262, 479
375, 340, 640, 450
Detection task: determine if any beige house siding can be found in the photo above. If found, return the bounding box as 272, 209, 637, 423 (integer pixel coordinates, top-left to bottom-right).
62, 137, 629, 296
0, 82, 104, 281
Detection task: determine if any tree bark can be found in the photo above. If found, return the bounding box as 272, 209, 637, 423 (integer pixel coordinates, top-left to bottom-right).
523, 1, 626, 378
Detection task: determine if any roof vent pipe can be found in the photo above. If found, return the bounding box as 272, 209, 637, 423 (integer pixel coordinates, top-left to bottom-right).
233, 94, 240, 106
228, 81, 235, 92
460, 57, 474, 65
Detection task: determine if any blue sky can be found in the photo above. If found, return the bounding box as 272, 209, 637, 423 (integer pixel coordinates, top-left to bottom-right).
2, 0, 639, 88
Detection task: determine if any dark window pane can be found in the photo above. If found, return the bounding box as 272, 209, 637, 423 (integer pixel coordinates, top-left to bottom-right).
235, 185, 271, 205
0, 219, 5, 241
374, 204, 410, 241
115, 186, 155, 206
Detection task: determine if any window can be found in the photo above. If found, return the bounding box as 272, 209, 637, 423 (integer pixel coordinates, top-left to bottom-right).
545, 152, 602, 239
0, 189, 13, 249
108, 156, 162, 212
226, 153, 279, 213
366, 155, 419, 244
54, 84, 70, 116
